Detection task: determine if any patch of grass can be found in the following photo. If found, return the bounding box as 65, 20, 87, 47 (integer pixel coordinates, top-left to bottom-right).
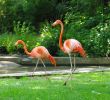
0, 71, 110, 100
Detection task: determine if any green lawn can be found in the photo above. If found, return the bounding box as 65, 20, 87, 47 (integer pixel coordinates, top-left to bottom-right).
0, 71, 110, 100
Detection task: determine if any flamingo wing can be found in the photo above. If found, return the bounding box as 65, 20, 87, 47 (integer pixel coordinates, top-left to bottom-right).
63, 39, 86, 57
31, 46, 49, 58
64, 39, 79, 53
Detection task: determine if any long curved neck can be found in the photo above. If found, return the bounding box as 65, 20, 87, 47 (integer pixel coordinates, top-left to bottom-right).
20, 41, 31, 56
59, 22, 64, 51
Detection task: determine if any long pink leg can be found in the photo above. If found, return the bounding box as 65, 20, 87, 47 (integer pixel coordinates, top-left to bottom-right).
63, 53, 76, 85
40, 59, 50, 81
73, 54, 76, 71
32, 59, 39, 76
40, 59, 47, 75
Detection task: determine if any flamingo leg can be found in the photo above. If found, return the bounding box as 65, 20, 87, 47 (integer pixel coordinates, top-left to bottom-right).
40, 59, 50, 81
40, 59, 47, 75
63, 53, 76, 85
69, 53, 73, 71
73, 54, 76, 72
32, 59, 39, 76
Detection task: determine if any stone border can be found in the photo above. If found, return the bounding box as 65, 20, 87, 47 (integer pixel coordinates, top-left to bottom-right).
0, 56, 110, 66
0, 67, 110, 78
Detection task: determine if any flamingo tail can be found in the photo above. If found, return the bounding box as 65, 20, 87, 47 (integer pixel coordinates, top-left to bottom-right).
48, 55, 56, 66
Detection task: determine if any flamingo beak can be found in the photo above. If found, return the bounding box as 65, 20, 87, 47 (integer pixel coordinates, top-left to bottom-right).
15, 42, 18, 47
52, 22, 57, 27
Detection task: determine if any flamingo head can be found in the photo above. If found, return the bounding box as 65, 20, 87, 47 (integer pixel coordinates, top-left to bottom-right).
52, 20, 61, 26
15, 40, 23, 46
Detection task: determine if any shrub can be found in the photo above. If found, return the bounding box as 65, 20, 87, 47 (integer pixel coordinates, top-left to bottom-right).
0, 21, 37, 54
0, 0, 58, 33
38, 22, 59, 56
64, 13, 110, 57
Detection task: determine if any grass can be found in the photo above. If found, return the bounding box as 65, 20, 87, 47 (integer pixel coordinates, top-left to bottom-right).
0, 71, 110, 100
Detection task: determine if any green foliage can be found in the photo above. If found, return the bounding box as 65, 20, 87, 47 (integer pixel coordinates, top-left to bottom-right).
62, 0, 110, 57
0, 0, 58, 33
90, 22, 110, 57
13, 21, 36, 35
37, 22, 59, 56
0, 33, 37, 54
64, 16, 110, 57
0, 0, 110, 57
0, 21, 37, 54
0, 33, 17, 54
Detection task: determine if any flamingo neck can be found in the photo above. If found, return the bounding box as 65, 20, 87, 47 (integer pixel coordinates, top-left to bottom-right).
20, 41, 31, 56
59, 22, 64, 51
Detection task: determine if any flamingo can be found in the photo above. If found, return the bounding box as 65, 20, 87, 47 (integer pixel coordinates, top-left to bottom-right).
15, 40, 56, 77
52, 20, 86, 85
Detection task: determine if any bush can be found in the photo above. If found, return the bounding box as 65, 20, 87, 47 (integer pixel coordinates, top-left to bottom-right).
37, 22, 59, 56
0, 0, 58, 33
63, 13, 110, 57
0, 0, 110, 57
0, 21, 37, 54
0, 33, 38, 54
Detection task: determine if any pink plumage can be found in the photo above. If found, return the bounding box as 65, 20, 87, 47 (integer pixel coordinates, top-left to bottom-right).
64, 39, 86, 57
15, 40, 56, 66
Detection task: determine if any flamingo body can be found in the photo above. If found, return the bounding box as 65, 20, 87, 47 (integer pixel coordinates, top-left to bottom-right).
64, 39, 86, 57
30, 46, 50, 59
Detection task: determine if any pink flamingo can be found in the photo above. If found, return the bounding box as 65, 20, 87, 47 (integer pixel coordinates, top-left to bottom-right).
52, 20, 86, 85
15, 40, 56, 76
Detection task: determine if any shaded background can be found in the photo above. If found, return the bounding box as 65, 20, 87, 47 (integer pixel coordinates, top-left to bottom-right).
0, 0, 110, 57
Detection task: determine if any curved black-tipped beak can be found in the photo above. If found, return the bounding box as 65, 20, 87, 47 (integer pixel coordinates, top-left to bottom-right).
52, 21, 57, 27
52, 23, 55, 27
15, 42, 18, 48
15, 42, 17, 46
